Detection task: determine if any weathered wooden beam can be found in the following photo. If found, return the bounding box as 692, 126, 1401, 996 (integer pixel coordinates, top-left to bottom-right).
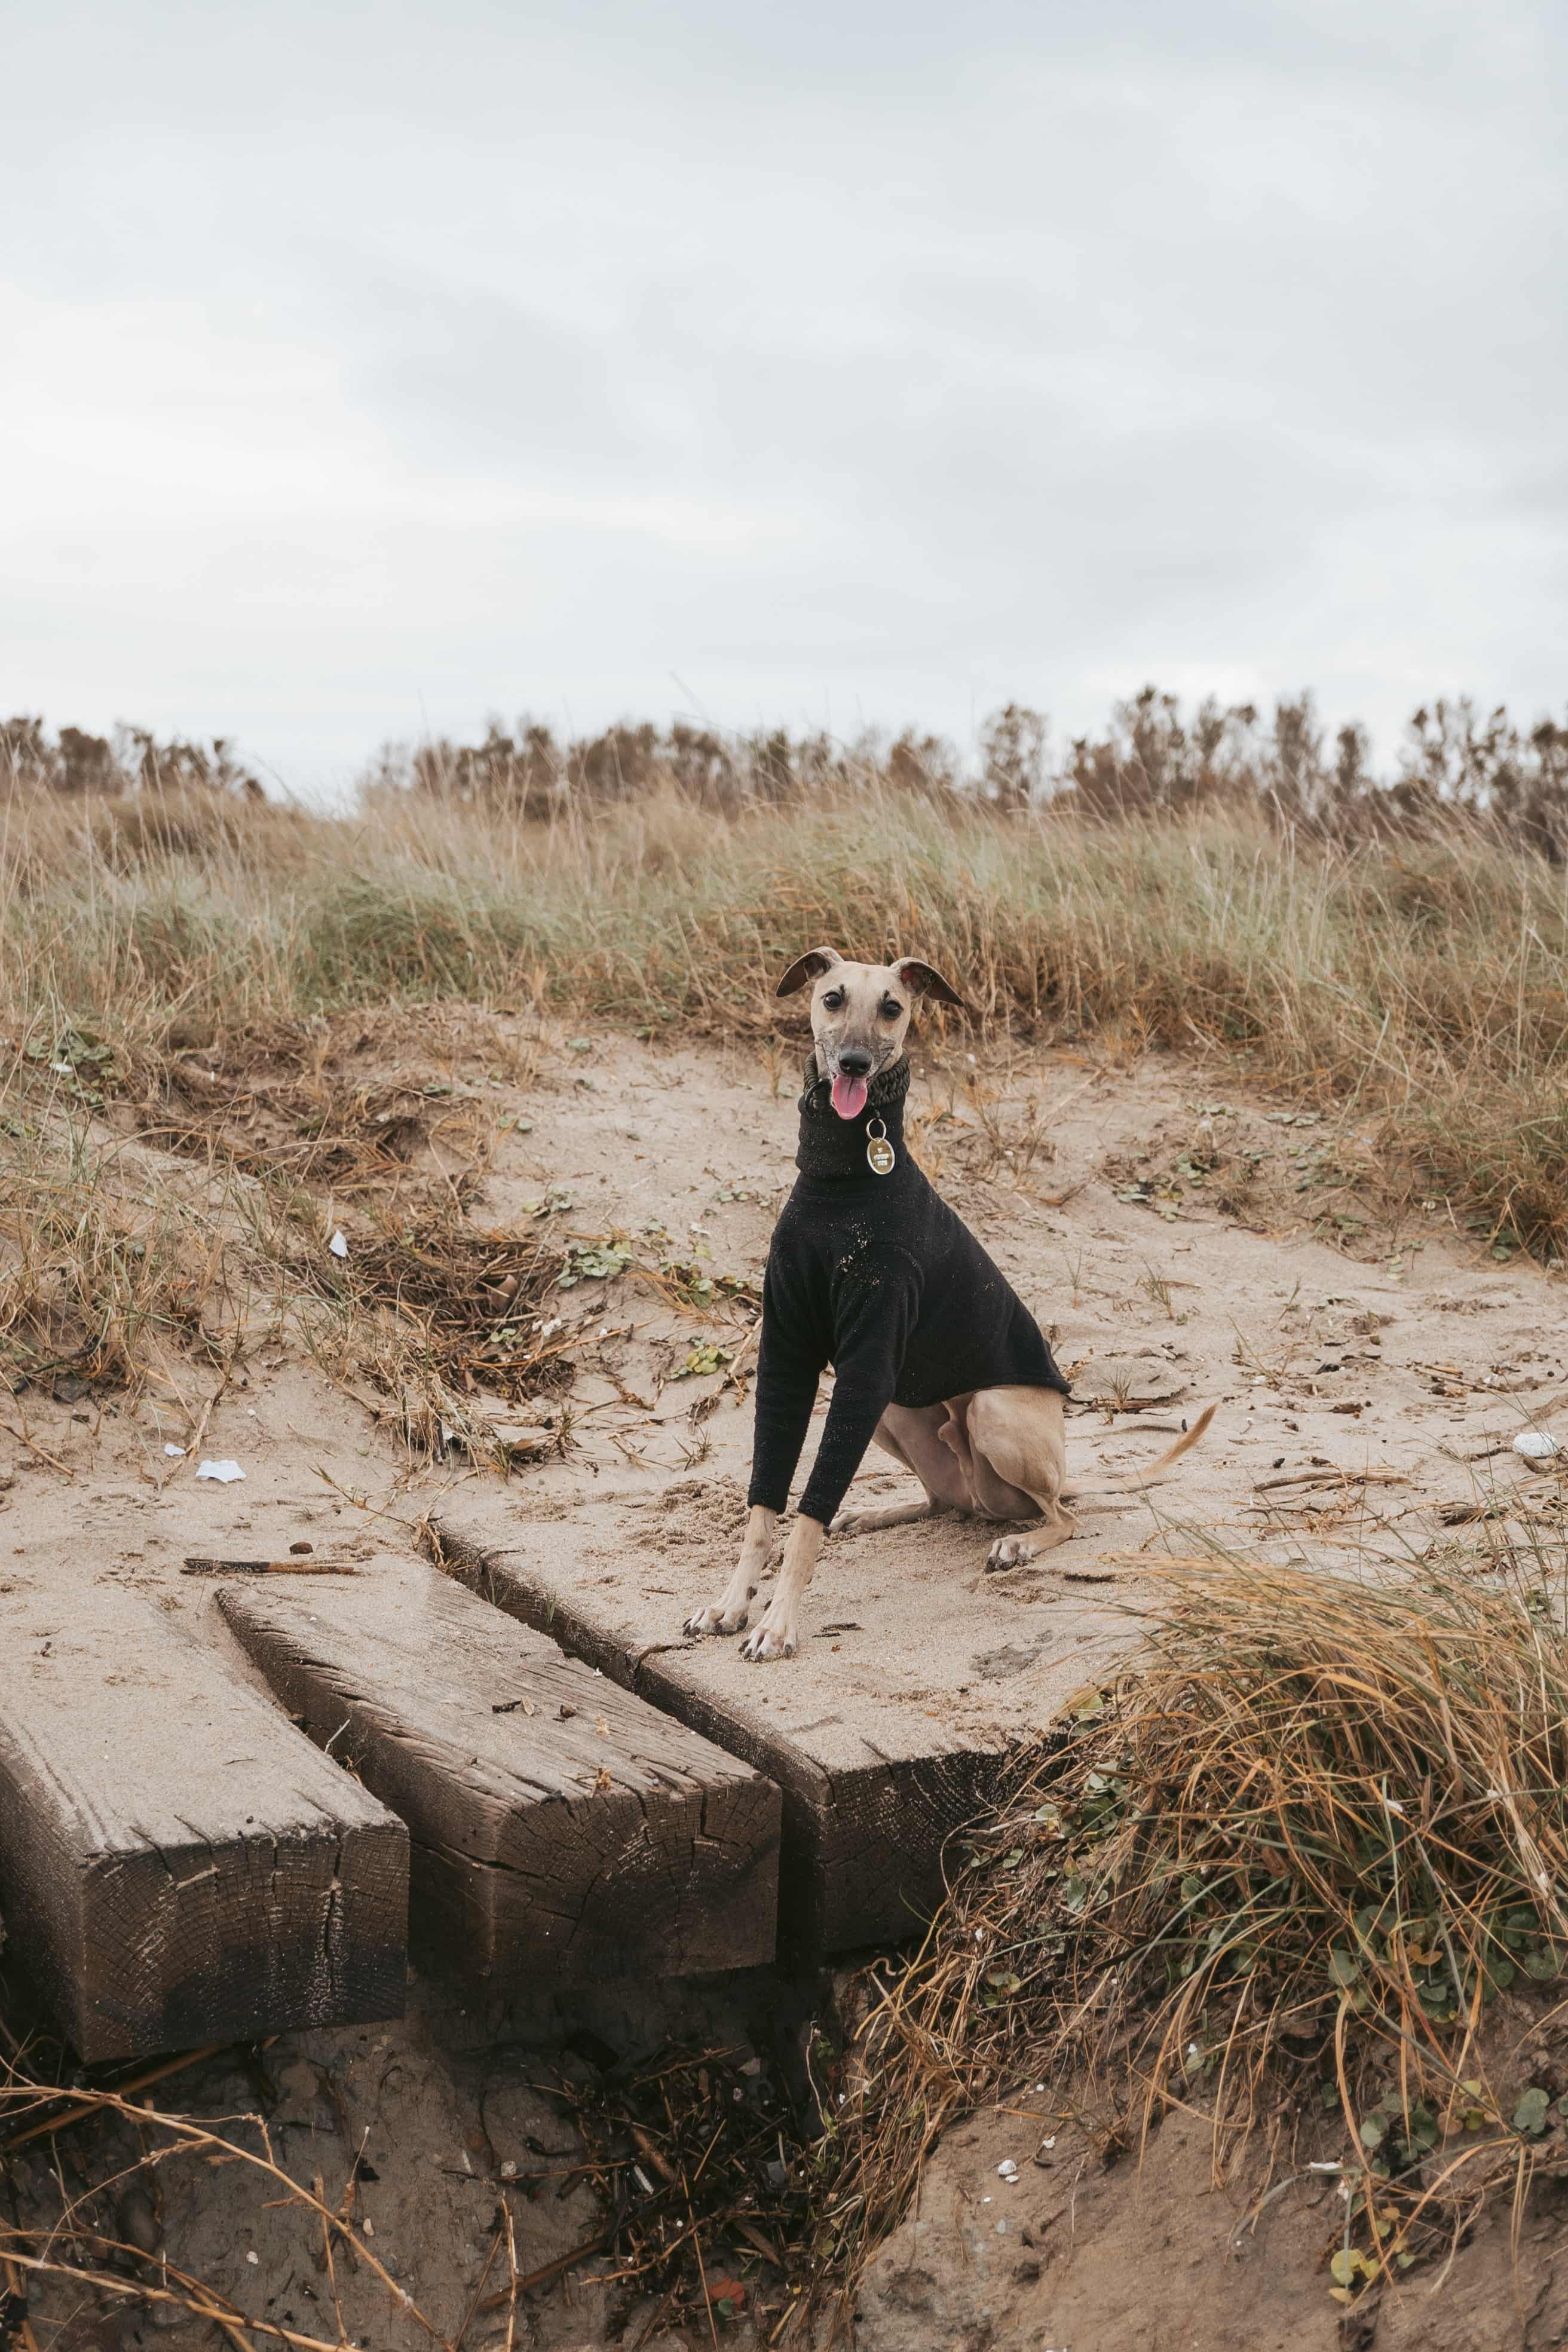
427, 1504, 1103, 1955
0, 1582, 408, 2062
219, 1555, 779, 1982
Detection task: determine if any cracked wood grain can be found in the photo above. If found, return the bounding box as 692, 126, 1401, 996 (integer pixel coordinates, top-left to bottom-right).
219, 1555, 779, 1982
0, 1579, 407, 2062
431, 1508, 1013, 1953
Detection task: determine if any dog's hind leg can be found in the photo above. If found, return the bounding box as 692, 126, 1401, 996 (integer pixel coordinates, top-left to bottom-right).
832, 1497, 942, 1533
833, 1402, 971, 1534
964, 1386, 1076, 1571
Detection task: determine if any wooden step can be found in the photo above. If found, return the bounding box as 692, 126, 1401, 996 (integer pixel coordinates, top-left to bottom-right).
427, 1500, 1132, 1953
0, 1579, 408, 2063
219, 1555, 780, 1982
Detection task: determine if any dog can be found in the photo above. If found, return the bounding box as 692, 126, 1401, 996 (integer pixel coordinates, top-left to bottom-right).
683, 948, 1215, 1661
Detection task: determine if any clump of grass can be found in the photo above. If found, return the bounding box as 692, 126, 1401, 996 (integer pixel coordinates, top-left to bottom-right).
127, 1010, 514, 1203
316, 1210, 567, 1395
811, 1549, 1568, 2317
292, 1206, 576, 1465
0, 1110, 233, 1401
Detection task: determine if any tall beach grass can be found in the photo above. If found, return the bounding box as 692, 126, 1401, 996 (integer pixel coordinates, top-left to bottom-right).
2, 778, 1567, 1252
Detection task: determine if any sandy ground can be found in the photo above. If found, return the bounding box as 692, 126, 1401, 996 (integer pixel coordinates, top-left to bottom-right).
853, 2086, 1568, 2352
4, 1019, 1568, 2348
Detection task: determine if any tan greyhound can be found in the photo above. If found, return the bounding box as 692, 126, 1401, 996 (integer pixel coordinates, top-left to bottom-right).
684, 949, 1216, 1661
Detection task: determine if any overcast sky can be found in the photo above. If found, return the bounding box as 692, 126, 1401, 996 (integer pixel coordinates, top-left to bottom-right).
3, 0, 1564, 798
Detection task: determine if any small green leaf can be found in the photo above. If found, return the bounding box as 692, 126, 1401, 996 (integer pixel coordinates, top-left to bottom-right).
1514, 2087, 1551, 2137
1458, 2080, 1492, 2130
559, 1238, 633, 1288
1330, 2248, 1359, 2287
1358, 2114, 1386, 2150
527, 1186, 577, 1217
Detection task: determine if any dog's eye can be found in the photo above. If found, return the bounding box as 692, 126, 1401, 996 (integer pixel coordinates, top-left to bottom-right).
822, 990, 845, 1010
880, 999, 904, 1021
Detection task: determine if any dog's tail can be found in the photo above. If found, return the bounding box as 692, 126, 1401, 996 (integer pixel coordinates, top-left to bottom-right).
1059, 1401, 1217, 1499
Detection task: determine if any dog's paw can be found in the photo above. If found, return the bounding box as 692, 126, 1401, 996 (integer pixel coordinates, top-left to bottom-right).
740, 1616, 797, 1662
985, 1535, 1039, 1574
684, 1598, 750, 1637
829, 1508, 866, 1536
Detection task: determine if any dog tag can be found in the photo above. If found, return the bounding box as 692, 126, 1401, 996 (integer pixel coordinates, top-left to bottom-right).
865, 1116, 895, 1176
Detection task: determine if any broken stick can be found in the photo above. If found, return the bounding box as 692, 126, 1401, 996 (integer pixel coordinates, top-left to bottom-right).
181, 1558, 360, 1578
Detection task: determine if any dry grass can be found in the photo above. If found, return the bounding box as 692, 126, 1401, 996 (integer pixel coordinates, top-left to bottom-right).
2, 770, 1567, 1460
0, 1103, 238, 1408
5, 778, 1567, 1252
806, 1542, 1568, 2325
297, 1206, 577, 1463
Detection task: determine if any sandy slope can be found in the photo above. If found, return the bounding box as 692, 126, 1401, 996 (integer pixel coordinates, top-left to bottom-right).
4, 1026, 1567, 2348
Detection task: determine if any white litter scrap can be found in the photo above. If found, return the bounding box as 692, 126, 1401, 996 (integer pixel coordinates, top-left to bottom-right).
996, 2158, 1020, 2181
197, 1459, 246, 1483
328, 1230, 349, 1259
1514, 1430, 1561, 1460
164, 1443, 186, 1457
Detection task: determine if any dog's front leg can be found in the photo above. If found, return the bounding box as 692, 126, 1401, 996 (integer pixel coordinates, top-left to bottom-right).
739, 1513, 824, 1662
684, 1505, 776, 1637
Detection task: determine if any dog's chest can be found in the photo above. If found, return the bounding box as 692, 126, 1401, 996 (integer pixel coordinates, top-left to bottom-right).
775, 1184, 936, 1301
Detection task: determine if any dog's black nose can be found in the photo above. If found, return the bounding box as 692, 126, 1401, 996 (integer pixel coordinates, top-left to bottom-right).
837, 1049, 873, 1076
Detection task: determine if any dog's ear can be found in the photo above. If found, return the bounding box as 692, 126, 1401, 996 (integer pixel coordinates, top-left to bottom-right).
892, 956, 968, 1012
775, 945, 843, 999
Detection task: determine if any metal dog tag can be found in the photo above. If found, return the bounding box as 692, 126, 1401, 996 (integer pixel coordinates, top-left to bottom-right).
865, 1116, 895, 1175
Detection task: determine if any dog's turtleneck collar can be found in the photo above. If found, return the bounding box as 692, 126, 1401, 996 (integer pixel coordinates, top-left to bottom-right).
794, 1055, 912, 1180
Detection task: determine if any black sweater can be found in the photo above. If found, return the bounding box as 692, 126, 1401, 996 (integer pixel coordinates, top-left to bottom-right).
748, 1059, 1070, 1526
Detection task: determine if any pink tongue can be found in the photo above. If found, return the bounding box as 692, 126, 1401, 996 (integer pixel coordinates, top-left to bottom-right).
831, 1072, 869, 1120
